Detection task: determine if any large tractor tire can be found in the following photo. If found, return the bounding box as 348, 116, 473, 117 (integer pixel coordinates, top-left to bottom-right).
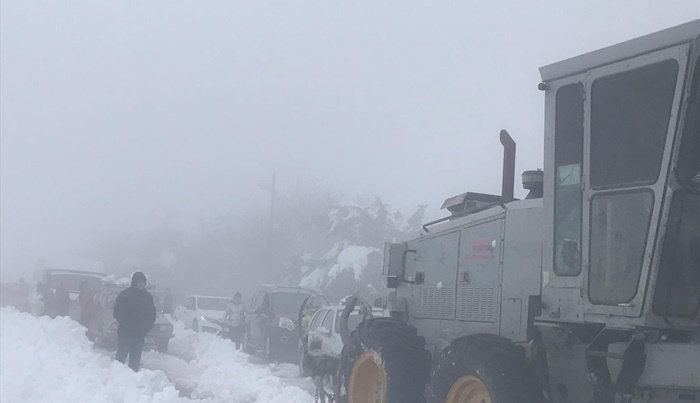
430, 334, 545, 403
336, 318, 430, 403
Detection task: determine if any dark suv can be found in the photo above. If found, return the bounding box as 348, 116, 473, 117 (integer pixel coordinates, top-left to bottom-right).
243, 284, 326, 363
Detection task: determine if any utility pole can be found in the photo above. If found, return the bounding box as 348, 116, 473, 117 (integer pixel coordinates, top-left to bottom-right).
269, 172, 276, 248
260, 172, 277, 265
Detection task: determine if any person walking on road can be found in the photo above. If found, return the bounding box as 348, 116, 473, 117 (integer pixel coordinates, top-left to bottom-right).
162, 288, 174, 315
113, 272, 156, 371
55, 283, 71, 317
222, 292, 247, 350
78, 281, 97, 327
37, 283, 55, 318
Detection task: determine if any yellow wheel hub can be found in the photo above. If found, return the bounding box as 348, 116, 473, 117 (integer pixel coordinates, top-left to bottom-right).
446, 375, 491, 403
348, 351, 387, 403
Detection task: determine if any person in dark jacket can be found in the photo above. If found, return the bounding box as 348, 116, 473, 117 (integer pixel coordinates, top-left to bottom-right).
162, 288, 173, 315
113, 272, 156, 371
55, 283, 71, 317
38, 283, 56, 318
78, 281, 97, 327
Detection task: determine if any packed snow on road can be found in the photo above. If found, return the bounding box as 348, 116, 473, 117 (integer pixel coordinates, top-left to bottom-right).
0, 308, 315, 403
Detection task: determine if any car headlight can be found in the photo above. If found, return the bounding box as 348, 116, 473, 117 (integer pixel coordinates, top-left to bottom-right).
159, 324, 173, 333
201, 316, 219, 324
278, 317, 295, 331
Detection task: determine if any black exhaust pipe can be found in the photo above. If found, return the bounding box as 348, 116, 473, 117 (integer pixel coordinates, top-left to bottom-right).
500, 129, 516, 203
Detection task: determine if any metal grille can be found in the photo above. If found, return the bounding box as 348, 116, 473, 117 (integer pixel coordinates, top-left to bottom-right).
414, 287, 454, 319
457, 287, 496, 322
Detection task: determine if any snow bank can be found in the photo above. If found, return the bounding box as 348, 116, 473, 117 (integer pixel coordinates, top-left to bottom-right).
0, 308, 188, 403
167, 323, 313, 403
0, 308, 313, 403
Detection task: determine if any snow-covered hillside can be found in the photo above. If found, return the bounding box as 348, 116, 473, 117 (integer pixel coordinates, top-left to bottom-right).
282, 199, 426, 302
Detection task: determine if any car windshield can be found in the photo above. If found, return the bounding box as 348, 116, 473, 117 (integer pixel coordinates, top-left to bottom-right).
271, 292, 316, 317
197, 297, 229, 311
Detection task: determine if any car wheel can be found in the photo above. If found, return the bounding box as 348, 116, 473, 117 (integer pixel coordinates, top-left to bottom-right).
193, 319, 199, 332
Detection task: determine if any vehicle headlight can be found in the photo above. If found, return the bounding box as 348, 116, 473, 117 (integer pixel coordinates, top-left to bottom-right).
201, 316, 219, 324
159, 324, 173, 333
278, 317, 295, 331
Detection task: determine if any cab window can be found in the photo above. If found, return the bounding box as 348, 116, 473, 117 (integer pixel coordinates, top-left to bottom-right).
553, 83, 584, 276
677, 54, 700, 187
653, 191, 700, 317
590, 59, 679, 188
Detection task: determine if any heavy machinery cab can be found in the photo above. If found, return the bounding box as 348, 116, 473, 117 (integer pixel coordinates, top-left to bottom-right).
540, 20, 700, 329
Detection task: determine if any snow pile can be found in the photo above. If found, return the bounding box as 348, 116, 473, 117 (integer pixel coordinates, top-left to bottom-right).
101, 274, 132, 286
328, 245, 381, 282
167, 324, 313, 403
0, 308, 188, 403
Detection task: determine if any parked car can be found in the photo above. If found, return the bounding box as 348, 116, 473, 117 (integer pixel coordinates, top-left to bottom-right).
87, 283, 174, 353
299, 303, 385, 377
244, 284, 327, 363
173, 295, 231, 334
37, 268, 105, 320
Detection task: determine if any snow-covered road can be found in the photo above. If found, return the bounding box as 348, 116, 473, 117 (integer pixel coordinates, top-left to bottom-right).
0, 308, 315, 403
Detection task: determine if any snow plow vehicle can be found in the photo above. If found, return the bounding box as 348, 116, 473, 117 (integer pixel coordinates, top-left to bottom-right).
338, 20, 700, 403
88, 282, 174, 353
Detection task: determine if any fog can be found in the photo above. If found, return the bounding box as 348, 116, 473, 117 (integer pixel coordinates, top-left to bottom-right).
1, 1, 698, 290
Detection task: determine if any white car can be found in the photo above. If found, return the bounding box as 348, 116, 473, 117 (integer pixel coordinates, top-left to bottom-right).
174, 295, 231, 333
300, 304, 385, 375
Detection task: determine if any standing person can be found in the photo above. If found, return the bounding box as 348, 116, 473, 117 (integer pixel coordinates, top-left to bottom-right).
78, 281, 97, 327
162, 288, 174, 315
221, 292, 246, 350
112, 272, 156, 371
14, 278, 31, 313
55, 283, 71, 317
37, 283, 55, 318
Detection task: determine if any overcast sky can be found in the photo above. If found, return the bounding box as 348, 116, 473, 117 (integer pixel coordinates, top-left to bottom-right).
1, 1, 699, 279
